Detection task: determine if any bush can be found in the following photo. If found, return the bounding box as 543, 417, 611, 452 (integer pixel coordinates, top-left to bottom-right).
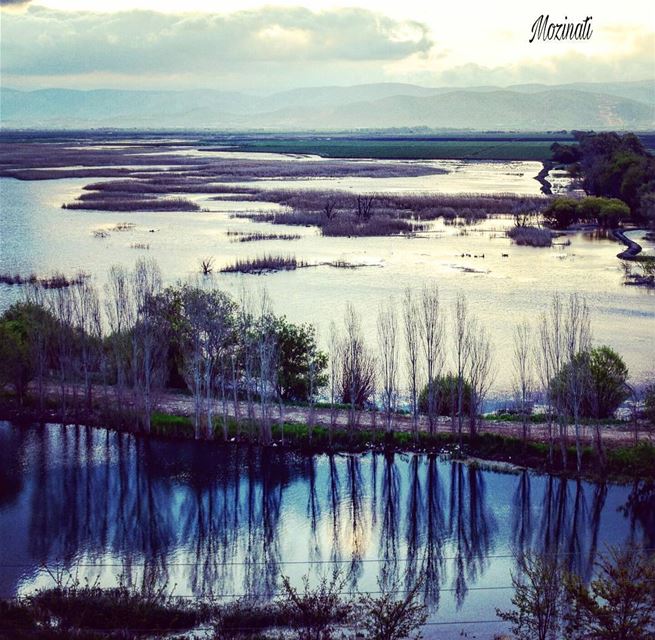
507, 225, 553, 247
418, 374, 472, 416
578, 196, 630, 228
270, 317, 328, 402
550, 346, 629, 419
543, 197, 580, 228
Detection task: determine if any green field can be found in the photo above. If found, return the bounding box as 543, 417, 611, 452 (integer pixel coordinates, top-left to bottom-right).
233, 137, 570, 160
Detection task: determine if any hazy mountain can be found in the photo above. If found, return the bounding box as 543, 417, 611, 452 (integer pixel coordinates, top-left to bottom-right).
1, 81, 653, 130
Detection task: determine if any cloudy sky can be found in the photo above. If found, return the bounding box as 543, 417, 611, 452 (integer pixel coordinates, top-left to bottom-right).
1, 0, 653, 91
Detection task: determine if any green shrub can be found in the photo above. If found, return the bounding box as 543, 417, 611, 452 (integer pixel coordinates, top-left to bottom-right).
418, 374, 472, 416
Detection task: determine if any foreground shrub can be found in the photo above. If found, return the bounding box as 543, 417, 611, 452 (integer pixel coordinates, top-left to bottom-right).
30, 585, 204, 632
564, 546, 655, 640
496, 552, 564, 640
357, 576, 428, 640
278, 571, 353, 640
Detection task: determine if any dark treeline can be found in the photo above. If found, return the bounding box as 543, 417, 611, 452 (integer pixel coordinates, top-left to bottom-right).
1, 258, 653, 476
549, 131, 655, 229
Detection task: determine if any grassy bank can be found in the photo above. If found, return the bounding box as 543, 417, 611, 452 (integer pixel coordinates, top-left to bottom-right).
148, 411, 655, 481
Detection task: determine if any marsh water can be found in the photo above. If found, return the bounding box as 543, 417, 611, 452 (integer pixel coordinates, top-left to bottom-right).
1, 155, 654, 396
0, 421, 653, 638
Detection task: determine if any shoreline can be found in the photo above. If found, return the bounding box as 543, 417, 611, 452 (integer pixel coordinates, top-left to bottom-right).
2, 391, 653, 483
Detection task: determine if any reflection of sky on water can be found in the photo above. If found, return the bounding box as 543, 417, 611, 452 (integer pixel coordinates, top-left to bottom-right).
0, 422, 652, 638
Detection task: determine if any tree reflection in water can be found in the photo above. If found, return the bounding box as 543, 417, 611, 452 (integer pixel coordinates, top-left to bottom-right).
0, 421, 651, 613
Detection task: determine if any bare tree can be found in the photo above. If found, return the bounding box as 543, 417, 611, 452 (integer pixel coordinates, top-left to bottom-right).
542, 293, 568, 468
563, 294, 592, 472
420, 284, 444, 434
452, 294, 473, 442
181, 286, 208, 439
468, 320, 494, 439
403, 288, 422, 441
328, 321, 341, 444
536, 313, 556, 465
48, 285, 76, 421
238, 286, 257, 438
377, 299, 399, 434
355, 195, 375, 221
131, 258, 164, 433
323, 198, 337, 221
341, 304, 376, 431
72, 280, 102, 416
105, 265, 134, 421
257, 290, 277, 445
513, 321, 534, 447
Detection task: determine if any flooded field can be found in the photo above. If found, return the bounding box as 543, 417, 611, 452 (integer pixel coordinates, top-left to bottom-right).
1, 149, 653, 396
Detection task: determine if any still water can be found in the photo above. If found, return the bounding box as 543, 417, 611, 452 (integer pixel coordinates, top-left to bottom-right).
0, 421, 652, 638
1, 166, 653, 395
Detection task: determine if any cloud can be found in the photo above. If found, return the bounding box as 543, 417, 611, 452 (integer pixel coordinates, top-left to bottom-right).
428, 32, 655, 87
0, 5, 433, 83
0, 0, 31, 6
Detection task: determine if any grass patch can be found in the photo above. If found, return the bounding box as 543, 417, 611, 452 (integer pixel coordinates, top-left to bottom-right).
234, 138, 562, 161
226, 231, 302, 242
220, 255, 305, 274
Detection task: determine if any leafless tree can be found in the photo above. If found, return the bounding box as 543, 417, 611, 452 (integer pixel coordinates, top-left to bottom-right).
256, 290, 277, 445
73, 279, 102, 416
452, 294, 473, 441
563, 294, 591, 472
468, 320, 494, 439
513, 321, 535, 447
341, 304, 376, 430
48, 284, 76, 420
536, 313, 556, 465
238, 286, 257, 437
131, 258, 164, 433
403, 288, 422, 441
181, 286, 208, 439
105, 265, 134, 420
377, 299, 399, 434
328, 321, 341, 443
541, 293, 568, 467
355, 195, 375, 221
420, 284, 444, 434
323, 198, 337, 221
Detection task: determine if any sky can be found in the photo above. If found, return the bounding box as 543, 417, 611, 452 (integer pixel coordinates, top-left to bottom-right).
1, 0, 653, 92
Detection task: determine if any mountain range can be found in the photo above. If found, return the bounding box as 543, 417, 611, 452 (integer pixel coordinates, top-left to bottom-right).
1, 80, 653, 130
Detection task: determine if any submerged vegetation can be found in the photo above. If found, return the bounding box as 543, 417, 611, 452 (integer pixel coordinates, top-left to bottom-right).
0, 570, 428, 640
220, 254, 305, 274
506, 225, 553, 247
0, 271, 88, 289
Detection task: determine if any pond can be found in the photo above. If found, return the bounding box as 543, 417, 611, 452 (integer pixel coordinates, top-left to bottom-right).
0, 421, 652, 638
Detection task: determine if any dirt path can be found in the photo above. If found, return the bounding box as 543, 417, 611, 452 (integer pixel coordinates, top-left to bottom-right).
12, 382, 651, 448
156, 390, 652, 447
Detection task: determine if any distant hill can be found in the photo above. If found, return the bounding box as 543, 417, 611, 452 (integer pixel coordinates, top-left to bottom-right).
1, 81, 653, 130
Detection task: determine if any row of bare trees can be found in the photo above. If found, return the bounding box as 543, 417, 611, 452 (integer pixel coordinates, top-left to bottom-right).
327, 286, 494, 444
6, 258, 641, 463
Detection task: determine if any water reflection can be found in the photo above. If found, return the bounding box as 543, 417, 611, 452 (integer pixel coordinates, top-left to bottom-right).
0, 421, 652, 615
